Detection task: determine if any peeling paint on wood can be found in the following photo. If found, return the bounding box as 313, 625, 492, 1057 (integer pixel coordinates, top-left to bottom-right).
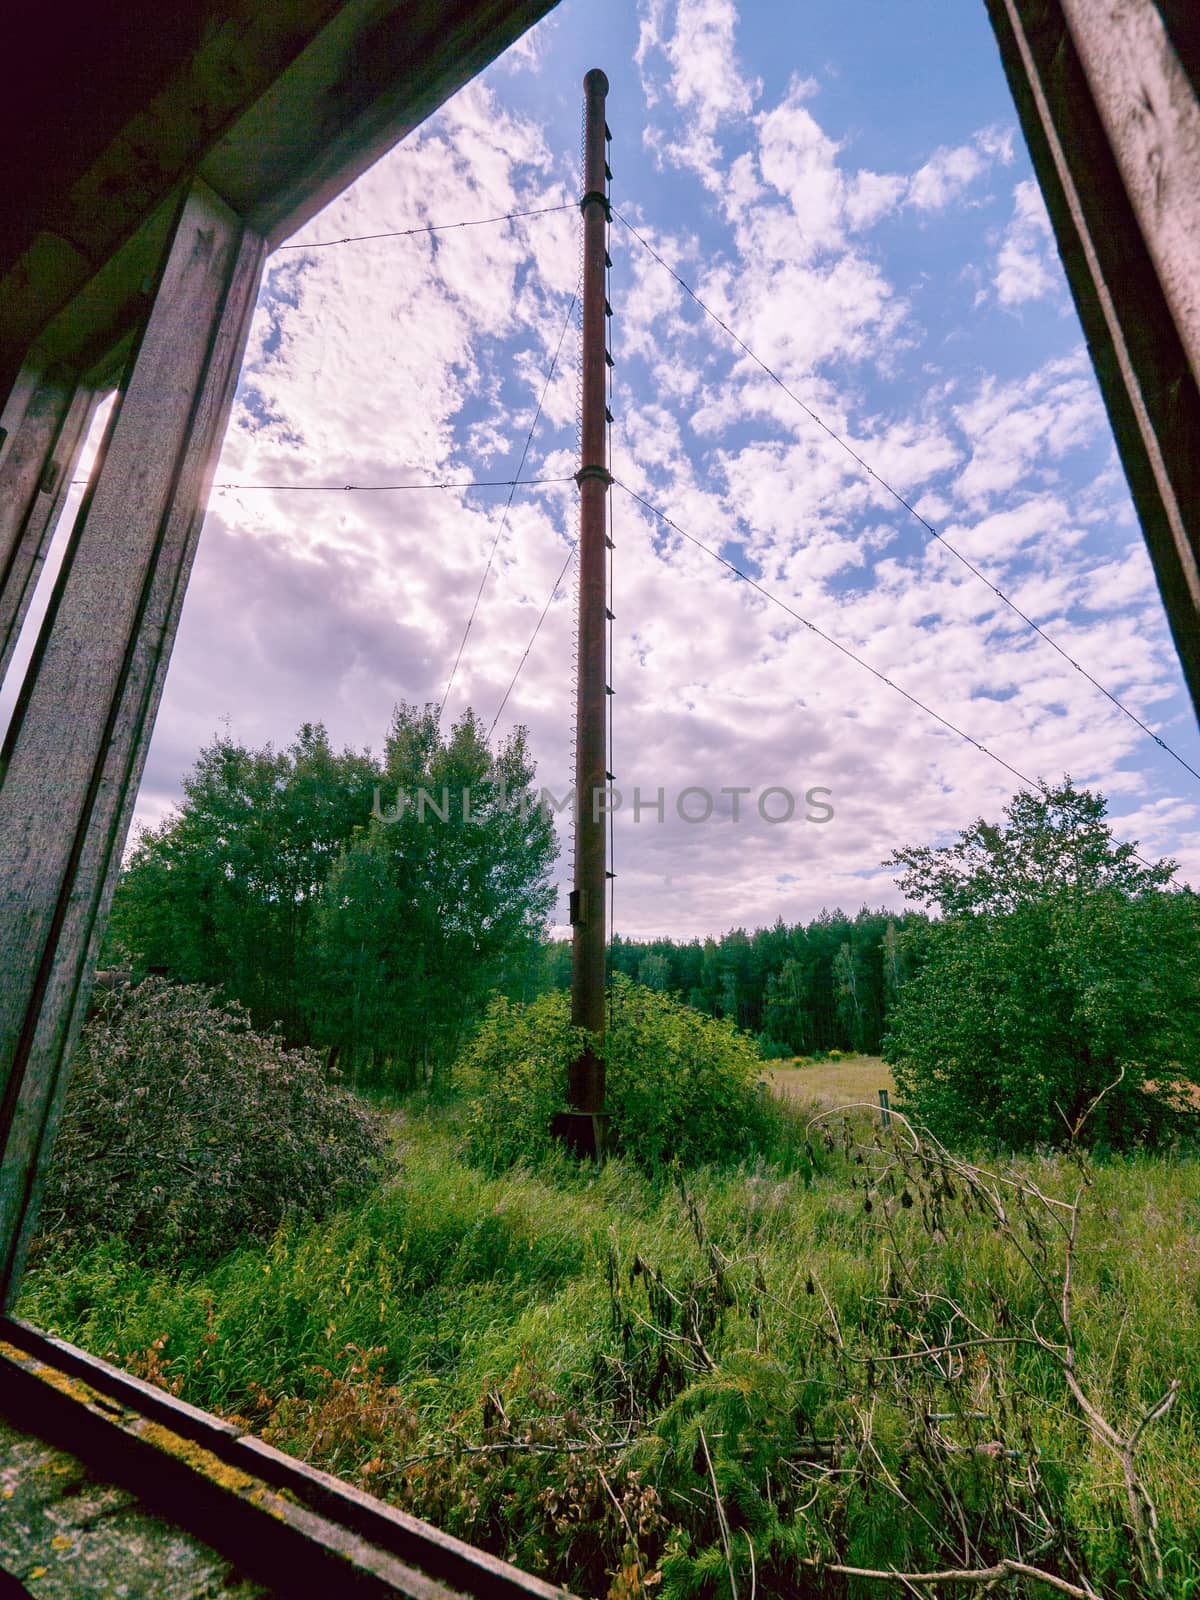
0, 1415, 268, 1599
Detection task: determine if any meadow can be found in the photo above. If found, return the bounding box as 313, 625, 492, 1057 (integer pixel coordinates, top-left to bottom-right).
21, 1075, 1200, 1600
763, 1054, 895, 1107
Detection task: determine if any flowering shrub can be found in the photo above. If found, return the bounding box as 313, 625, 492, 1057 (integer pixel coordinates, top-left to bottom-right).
37, 979, 385, 1266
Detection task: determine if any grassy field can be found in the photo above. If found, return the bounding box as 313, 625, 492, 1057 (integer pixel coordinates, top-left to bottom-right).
762, 1053, 895, 1107
20, 1094, 1200, 1599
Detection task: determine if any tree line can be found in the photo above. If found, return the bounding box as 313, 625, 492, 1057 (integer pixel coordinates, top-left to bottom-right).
108, 711, 1200, 1151
533, 909, 925, 1059
108, 708, 923, 1075
539, 778, 1200, 1149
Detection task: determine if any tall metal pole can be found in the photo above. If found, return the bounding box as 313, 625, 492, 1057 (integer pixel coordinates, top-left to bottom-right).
561, 67, 611, 1159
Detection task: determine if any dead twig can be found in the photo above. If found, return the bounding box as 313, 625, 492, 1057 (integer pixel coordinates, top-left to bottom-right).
382, 1431, 636, 1477
801, 1555, 1103, 1597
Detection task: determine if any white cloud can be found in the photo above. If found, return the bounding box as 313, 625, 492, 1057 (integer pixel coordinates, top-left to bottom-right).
909, 143, 988, 211
1081, 545, 1159, 612
994, 178, 1059, 305
976, 125, 1016, 165
103, 22, 1196, 944
637, 0, 761, 187
908, 124, 1014, 211
952, 354, 1105, 506
638, 0, 760, 133
727, 79, 907, 250
755, 92, 854, 252
846, 168, 908, 229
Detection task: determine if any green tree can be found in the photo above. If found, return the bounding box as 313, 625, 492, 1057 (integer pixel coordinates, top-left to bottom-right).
881, 916, 911, 1009
460, 978, 780, 1175
833, 940, 866, 1053
637, 952, 671, 992
761, 954, 811, 1056
885, 776, 1176, 913
107, 723, 380, 1040
884, 780, 1198, 1149
306, 704, 556, 1086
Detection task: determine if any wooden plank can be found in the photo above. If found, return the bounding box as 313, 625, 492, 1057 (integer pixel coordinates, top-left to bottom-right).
1060, 0, 1200, 381
210, 0, 564, 246
0, 180, 267, 1309
0, 369, 98, 684
985, 0, 1200, 723
0, 0, 562, 397
0, 1335, 514, 1599
0, 1414, 269, 1598
0, 362, 44, 456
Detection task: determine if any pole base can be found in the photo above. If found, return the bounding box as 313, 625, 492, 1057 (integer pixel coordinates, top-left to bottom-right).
550, 1110, 610, 1161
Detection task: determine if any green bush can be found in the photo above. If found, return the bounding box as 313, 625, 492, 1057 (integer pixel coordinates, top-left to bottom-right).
459, 977, 783, 1174
37, 978, 386, 1266
885, 892, 1200, 1150
756, 1032, 790, 1062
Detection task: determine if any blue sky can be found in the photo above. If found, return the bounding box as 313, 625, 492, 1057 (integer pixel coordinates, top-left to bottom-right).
27, 0, 1196, 939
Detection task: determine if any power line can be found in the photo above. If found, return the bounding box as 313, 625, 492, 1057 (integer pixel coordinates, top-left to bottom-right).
616, 479, 1028, 785
277, 202, 575, 251
487, 541, 578, 741
207, 476, 575, 492
615, 476, 1164, 870
613, 208, 1200, 787
439, 294, 577, 720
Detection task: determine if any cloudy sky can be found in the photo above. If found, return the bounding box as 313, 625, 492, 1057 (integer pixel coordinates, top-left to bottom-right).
16, 0, 1200, 939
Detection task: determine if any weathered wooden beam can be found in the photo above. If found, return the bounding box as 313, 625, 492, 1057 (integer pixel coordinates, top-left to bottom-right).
0, 1413, 268, 1598
0, 365, 99, 685
0, 1318, 574, 1599
984, 0, 1200, 724
220, 0, 566, 246
0, 180, 266, 1309
0, 0, 563, 400
1058, 1, 1200, 382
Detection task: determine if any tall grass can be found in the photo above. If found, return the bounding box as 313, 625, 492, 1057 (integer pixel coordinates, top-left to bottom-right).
764, 1054, 895, 1106
20, 1101, 1200, 1598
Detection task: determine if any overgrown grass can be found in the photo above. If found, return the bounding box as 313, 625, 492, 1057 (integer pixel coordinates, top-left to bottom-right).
20, 1099, 1200, 1599
764, 1054, 895, 1106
